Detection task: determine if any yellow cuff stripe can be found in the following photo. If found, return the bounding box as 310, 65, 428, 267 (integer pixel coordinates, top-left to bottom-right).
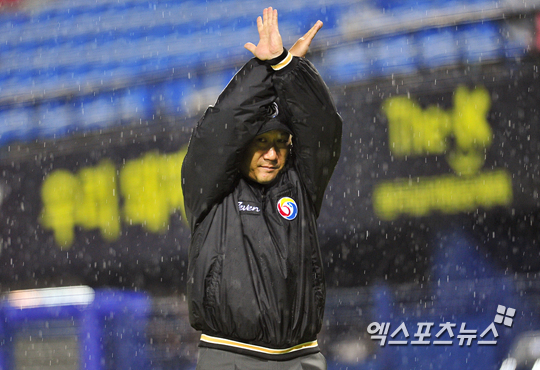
200, 334, 318, 355
271, 51, 293, 71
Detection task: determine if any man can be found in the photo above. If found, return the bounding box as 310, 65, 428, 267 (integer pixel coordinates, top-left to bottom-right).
181, 7, 342, 370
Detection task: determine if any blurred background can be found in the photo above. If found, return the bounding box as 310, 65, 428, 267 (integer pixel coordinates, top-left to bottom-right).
0, 0, 539, 369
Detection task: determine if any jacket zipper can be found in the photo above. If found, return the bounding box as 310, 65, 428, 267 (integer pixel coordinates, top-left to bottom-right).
260, 187, 266, 213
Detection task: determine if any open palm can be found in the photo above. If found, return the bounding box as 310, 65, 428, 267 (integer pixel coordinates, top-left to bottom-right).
244, 8, 284, 61
245, 8, 323, 60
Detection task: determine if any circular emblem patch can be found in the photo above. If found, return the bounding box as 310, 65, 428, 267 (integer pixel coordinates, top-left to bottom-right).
277, 197, 298, 220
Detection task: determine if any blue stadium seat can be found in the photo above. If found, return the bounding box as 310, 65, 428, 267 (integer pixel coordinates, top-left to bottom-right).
323, 42, 374, 84
199, 68, 237, 93
373, 0, 433, 19
104, 62, 134, 84
119, 86, 152, 122
0, 72, 9, 98
9, 69, 37, 97
36, 100, 75, 139
0, 71, 18, 100
417, 27, 460, 70
0, 105, 34, 146
158, 78, 195, 117
72, 93, 119, 133
32, 66, 65, 95
279, 6, 339, 31
373, 34, 418, 77
0, 12, 29, 38
457, 21, 503, 64
59, 64, 86, 91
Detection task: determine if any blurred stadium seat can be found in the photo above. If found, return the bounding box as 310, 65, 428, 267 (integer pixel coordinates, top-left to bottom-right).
417, 26, 460, 69
37, 99, 74, 138
458, 21, 503, 64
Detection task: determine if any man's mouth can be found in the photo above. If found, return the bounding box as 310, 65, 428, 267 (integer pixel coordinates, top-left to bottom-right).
260, 165, 278, 171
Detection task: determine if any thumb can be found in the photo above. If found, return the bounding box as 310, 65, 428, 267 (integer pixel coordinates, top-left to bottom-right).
244, 42, 257, 54
304, 20, 323, 43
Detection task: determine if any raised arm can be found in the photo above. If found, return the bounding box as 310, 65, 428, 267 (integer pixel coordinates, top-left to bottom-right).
182, 8, 300, 231
274, 56, 342, 216
273, 18, 342, 215
181, 60, 275, 231
183, 8, 342, 229
244, 9, 342, 215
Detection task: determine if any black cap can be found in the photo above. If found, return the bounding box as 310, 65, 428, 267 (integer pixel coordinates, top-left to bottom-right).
256, 102, 292, 136
257, 117, 292, 135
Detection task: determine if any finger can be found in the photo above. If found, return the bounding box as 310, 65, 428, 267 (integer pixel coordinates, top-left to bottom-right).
244, 42, 256, 54
299, 21, 322, 45
267, 7, 273, 27
268, 7, 274, 27
274, 8, 278, 29
263, 7, 269, 27
304, 20, 323, 41
256, 16, 263, 34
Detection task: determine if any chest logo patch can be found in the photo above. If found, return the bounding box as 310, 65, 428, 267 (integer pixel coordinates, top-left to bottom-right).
238, 201, 261, 214
277, 197, 298, 220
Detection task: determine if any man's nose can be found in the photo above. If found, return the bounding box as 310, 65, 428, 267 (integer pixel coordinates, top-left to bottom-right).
263, 146, 278, 160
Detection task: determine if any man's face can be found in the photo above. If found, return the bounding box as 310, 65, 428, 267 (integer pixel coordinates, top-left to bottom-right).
240, 130, 291, 184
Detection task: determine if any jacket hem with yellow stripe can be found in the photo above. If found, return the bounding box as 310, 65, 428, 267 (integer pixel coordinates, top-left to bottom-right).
198, 334, 320, 361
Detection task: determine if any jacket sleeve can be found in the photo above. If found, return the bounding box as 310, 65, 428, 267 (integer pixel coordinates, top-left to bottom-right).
273, 56, 343, 216
182, 58, 276, 231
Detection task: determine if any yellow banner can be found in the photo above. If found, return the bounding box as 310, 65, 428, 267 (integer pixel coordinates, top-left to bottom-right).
375, 85, 512, 220
40, 146, 188, 249
372, 170, 513, 221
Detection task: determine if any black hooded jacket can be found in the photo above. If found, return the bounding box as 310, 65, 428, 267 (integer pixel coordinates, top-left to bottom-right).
181, 52, 342, 360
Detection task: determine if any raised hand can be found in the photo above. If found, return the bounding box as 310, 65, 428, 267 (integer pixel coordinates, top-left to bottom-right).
244, 7, 284, 61
290, 20, 323, 58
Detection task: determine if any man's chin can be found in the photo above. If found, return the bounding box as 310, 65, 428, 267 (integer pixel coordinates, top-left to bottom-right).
254, 172, 279, 185
256, 176, 277, 185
